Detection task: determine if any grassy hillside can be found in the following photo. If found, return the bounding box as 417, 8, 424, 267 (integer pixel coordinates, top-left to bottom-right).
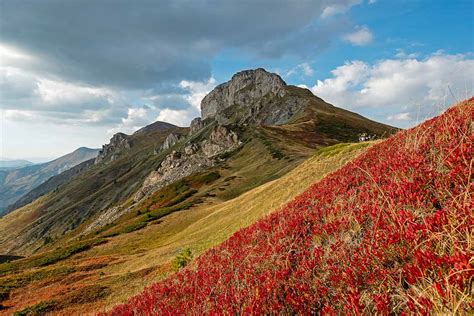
0, 142, 371, 314
0, 80, 397, 257
0, 147, 99, 215
0, 126, 187, 255
107, 99, 472, 314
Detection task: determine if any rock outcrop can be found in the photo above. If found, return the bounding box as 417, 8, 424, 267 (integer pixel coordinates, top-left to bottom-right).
189, 117, 204, 135
135, 125, 241, 201
200, 68, 307, 126
160, 133, 183, 151
95, 133, 131, 164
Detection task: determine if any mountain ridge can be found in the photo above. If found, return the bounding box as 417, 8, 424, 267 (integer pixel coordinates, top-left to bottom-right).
0, 147, 100, 216
0, 68, 396, 256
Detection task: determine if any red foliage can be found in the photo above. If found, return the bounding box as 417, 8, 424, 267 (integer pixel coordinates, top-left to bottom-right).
105, 100, 473, 315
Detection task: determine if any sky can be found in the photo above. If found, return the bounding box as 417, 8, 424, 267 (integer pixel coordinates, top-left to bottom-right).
0, 0, 473, 162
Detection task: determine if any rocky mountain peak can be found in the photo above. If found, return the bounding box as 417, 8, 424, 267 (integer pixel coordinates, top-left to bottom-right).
200, 68, 306, 126
95, 132, 131, 164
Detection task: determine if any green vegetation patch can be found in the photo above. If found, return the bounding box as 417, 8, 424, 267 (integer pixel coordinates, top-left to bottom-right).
255, 132, 286, 160
0, 239, 105, 276
104, 221, 147, 237
173, 248, 193, 271
61, 285, 110, 305
0, 255, 23, 264
315, 142, 371, 158
314, 118, 376, 142
198, 171, 220, 185
33, 238, 107, 267
13, 301, 57, 316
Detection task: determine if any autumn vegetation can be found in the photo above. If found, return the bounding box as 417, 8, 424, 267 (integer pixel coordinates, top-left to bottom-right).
106, 99, 473, 315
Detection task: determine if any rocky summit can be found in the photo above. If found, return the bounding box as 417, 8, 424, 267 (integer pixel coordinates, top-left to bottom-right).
200, 68, 307, 126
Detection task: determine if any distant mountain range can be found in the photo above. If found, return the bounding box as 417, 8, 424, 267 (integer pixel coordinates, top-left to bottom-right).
0, 160, 34, 170
0, 147, 99, 215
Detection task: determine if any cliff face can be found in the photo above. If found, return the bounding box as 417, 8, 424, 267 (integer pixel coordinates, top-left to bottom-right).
200, 68, 307, 126
95, 133, 131, 164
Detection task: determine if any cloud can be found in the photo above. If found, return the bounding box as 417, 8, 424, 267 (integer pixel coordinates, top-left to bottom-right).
156, 109, 197, 127
311, 53, 474, 127
106, 106, 155, 135
179, 77, 217, 110
321, 0, 362, 18
0, 0, 365, 142
343, 26, 374, 46
0, 0, 361, 90
387, 112, 411, 122
286, 63, 315, 77
0, 66, 130, 124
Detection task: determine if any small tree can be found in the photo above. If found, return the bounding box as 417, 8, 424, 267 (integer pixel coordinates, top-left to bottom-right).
173, 247, 193, 271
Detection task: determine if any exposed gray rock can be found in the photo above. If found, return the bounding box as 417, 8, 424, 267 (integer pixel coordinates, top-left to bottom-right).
83, 206, 123, 235
201, 125, 240, 158
134, 125, 241, 202
189, 117, 204, 135
184, 143, 199, 155
95, 133, 131, 164
160, 133, 183, 151
200, 68, 306, 126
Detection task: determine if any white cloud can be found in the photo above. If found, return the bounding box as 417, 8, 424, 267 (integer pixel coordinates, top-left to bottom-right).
156, 109, 195, 127
343, 26, 373, 46
321, 0, 362, 18
106, 107, 153, 135
286, 63, 314, 77
387, 112, 410, 121
311, 53, 474, 127
395, 49, 419, 59
179, 77, 216, 110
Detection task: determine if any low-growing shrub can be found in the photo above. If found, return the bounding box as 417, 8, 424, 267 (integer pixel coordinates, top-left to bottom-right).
199, 171, 220, 185
172, 248, 193, 271
32, 239, 106, 267
106, 100, 473, 314
13, 301, 56, 316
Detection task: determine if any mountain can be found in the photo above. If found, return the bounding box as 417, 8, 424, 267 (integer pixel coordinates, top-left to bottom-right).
0, 147, 99, 215
0, 160, 34, 170
108, 99, 473, 315
6, 159, 96, 213
0, 69, 398, 314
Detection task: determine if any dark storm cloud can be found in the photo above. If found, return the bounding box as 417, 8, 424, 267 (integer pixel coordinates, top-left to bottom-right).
0, 0, 358, 90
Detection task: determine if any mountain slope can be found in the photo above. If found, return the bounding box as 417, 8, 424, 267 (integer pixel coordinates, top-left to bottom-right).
108, 99, 473, 314
6, 158, 96, 213
0, 160, 34, 170
0, 69, 397, 256
0, 142, 372, 315
0, 122, 185, 254
0, 147, 99, 215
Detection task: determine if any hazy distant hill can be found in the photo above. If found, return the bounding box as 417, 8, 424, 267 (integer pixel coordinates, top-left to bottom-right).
0, 160, 34, 170
0, 147, 99, 215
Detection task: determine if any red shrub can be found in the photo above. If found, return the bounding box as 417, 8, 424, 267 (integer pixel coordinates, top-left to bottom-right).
105, 100, 473, 315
